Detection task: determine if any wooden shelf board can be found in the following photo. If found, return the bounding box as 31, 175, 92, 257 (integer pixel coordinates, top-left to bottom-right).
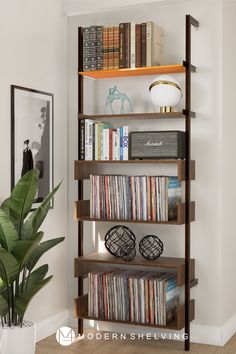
77, 216, 179, 225
74, 295, 195, 331
74, 252, 197, 287
79, 64, 185, 79
74, 160, 196, 182
75, 200, 195, 225
75, 159, 185, 164
75, 252, 192, 267
78, 111, 196, 120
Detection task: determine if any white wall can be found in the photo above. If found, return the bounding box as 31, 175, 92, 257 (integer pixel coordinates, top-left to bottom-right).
67, 0, 227, 343
221, 0, 236, 325
0, 0, 68, 335
62, 0, 169, 16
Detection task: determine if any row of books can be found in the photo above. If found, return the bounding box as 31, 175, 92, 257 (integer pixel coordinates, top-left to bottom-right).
80, 119, 128, 160
88, 270, 179, 325
90, 175, 181, 221
83, 22, 164, 71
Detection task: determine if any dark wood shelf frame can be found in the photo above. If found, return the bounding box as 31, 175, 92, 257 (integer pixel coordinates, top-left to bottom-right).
74, 295, 195, 331
78, 110, 196, 120
76, 14, 199, 351
75, 200, 195, 225
74, 252, 197, 288
74, 159, 195, 182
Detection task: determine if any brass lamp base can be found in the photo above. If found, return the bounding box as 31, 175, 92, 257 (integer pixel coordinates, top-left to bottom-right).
160, 106, 172, 113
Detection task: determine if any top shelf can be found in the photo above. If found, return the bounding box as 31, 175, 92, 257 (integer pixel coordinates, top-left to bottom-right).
79, 64, 186, 79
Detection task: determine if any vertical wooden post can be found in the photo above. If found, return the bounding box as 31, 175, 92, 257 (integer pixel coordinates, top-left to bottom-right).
184, 14, 199, 351
78, 26, 84, 335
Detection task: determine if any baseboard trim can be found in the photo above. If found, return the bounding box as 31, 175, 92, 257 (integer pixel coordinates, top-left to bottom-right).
67, 310, 236, 347
36, 310, 69, 342
221, 312, 236, 346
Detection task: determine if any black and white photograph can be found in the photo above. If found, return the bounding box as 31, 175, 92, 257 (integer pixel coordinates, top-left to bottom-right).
11, 85, 54, 208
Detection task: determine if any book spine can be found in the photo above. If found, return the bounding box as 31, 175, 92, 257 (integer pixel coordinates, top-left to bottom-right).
109, 129, 113, 160
103, 27, 109, 70
142, 176, 147, 221
96, 25, 103, 70
130, 176, 136, 220
120, 127, 123, 160
135, 24, 141, 68
90, 25, 97, 71
141, 23, 147, 67
92, 123, 96, 160
124, 23, 131, 68
90, 175, 93, 217
119, 23, 125, 69
97, 123, 101, 160
147, 176, 151, 221
103, 128, 109, 161
116, 128, 120, 160
108, 26, 114, 70
152, 23, 164, 65
146, 22, 152, 67
83, 27, 91, 71
85, 120, 89, 160
130, 23, 136, 68
79, 119, 85, 160
122, 126, 129, 160
95, 123, 99, 160
113, 26, 119, 70
151, 176, 157, 221
156, 177, 160, 221
112, 130, 117, 160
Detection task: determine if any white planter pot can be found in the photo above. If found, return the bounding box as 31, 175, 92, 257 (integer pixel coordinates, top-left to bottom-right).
0, 321, 36, 354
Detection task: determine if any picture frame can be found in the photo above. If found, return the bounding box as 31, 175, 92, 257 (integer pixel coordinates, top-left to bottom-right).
11, 85, 54, 209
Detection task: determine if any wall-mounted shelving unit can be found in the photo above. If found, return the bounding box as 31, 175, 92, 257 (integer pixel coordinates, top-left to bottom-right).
74, 14, 199, 351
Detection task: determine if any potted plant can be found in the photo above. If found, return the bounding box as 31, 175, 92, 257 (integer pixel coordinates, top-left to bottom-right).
0, 170, 64, 354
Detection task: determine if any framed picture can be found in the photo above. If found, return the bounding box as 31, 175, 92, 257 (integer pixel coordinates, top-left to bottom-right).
11, 85, 54, 209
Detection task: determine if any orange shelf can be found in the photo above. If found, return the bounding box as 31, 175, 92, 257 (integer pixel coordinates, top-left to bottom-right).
79, 64, 185, 79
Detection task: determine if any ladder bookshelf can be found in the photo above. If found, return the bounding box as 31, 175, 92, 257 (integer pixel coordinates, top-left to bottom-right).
74, 14, 199, 351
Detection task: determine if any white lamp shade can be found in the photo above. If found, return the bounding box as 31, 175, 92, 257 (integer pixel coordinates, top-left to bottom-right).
149, 74, 182, 109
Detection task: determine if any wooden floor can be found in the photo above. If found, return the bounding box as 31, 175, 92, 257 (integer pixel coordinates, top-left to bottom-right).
36, 329, 236, 354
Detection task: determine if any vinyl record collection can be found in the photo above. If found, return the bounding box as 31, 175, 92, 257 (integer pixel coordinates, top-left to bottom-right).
90, 175, 181, 221
88, 270, 179, 325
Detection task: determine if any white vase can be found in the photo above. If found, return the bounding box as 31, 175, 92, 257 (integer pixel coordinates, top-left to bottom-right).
0, 321, 36, 354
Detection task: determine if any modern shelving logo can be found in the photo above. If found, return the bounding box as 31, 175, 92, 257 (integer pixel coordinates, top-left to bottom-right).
56, 327, 76, 346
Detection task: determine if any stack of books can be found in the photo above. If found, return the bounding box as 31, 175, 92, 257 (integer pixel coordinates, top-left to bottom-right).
90, 175, 181, 221
83, 22, 164, 71
80, 119, 128, 160
88, 270, 179, 325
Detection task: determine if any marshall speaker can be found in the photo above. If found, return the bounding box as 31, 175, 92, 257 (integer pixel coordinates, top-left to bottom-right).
129, 131, 186, 159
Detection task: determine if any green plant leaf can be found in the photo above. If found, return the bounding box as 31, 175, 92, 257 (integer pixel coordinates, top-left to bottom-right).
19, 264, 48, 294
27, 237, 65, 272
0, 209, 19, 251
0, 198, 10, 218
25, 264, 49, 289
15, 276, 52, 318
7, 170, 39, 236
0, 249, 19, 285
21, 182, 61, 240
0, 277, 5, 290
12, 232, 43, 271
0, 294, 8, 316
